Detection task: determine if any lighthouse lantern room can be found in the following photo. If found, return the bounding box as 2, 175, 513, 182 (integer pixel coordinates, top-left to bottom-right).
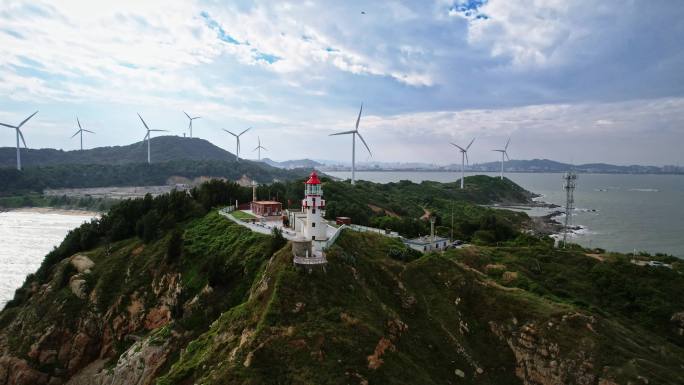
302, 171, 327, 242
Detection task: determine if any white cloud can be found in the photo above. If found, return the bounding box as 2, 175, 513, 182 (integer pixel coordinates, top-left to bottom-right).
460, 0, 605, 68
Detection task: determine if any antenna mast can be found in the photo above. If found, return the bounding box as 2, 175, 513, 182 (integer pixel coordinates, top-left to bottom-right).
562, 171, 577, 247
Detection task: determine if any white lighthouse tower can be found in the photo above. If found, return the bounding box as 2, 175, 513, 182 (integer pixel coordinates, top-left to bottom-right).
302, 171, 327, 242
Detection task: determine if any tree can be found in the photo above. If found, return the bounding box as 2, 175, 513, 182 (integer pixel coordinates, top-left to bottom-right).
166, 228, 184, 263
270, 227, 287, 255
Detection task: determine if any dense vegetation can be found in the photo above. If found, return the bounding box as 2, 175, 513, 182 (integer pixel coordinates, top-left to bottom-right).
0, 136, 236, 167
321, 175, 531, 241
0, 159, 309, 196
1, 177, 683, 384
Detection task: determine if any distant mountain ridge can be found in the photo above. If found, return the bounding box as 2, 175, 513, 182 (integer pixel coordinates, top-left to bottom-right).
262, 158, 324, 169
469, 158, 682, 174
0, 136, 235, 167
0, 136, 315, 195
319, 158, 682, 174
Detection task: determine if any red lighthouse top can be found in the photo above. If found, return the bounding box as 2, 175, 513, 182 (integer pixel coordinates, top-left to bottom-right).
305, 171, 321, 185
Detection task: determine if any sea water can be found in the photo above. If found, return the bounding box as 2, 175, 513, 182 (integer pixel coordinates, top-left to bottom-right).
327, 171, 684, 258
0, 211, 95, 308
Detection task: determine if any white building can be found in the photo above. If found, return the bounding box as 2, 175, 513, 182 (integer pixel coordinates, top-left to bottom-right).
404, 236, 450, 253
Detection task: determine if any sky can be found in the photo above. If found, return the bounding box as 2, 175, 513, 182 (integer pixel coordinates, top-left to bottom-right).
0, 0, 683, 166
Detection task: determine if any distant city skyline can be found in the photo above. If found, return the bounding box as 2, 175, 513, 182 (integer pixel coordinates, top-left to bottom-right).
1, 1, 683, 166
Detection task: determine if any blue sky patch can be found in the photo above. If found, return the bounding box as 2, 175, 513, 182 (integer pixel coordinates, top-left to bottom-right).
449, 0, 488, 19
201, 11, 240, 45
254, 52, 281, 64
1, 29, 23, 39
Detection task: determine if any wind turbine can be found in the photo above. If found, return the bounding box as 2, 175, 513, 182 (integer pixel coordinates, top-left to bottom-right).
71, 117, 94, 151
223, 127, 251, 161
0, 111, 38, 171
183, 111, 200, 138
493, 138, 511, 180
450, 137, 475, 189
137, 113, 168, 164
329, 103, 371, 185
253, 136, 267, 161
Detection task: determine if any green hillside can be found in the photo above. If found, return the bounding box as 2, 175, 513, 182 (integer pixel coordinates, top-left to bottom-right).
0, 159, 309, 196
0, 136, 235, 167
0, 179, 682, 384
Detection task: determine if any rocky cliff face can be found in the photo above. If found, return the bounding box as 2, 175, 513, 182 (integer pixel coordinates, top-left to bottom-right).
0, 252, 185, 385
1, 214, 683, 385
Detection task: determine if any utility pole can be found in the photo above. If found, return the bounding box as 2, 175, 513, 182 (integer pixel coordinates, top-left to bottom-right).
450, 202, 454, 242
430, 216, 436, 243
562, 171, 577, 248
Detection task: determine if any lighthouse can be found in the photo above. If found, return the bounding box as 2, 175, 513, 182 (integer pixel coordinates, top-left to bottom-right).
302, 171, 327, 242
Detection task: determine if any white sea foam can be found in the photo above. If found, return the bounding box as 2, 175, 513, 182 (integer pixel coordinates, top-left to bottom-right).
0, 211, 95, 308
628, 188, 659, 192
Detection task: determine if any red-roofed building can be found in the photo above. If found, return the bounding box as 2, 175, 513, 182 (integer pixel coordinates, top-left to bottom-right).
251, 201, 282, 217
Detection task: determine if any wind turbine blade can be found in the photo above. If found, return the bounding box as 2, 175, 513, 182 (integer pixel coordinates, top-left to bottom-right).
355, 103, 363, 130
261, 146, 267, 151
137, 113, 150, 130
17, 129, 27, 148
450, 143, 466, 152
71, 130, 80, 138
465, 152, 469, 166
17, 111, 38, 129
466, 137, 475, 150
329, 130, 356, 136
83, 129, 95, 134
239, 127, 251, 136
0, 123, 15, 128
253, 145, 259, 151
193, 116, 200, 120
184, 111, 191, 120
223, 129, 237, 137
505, 152, 510, 161
356, 132, 371, 156
505, 137, 510, 150
149, 129, 167, 132
76, 117, 82, 130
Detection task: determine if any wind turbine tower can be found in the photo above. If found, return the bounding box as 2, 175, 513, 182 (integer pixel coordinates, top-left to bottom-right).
450, 137, 475, 189
183, 111, 200, 138
253, 136, 267, 161
137, 113, 168, 164
0, 111, 38, 171
493, 138, 511, 180
329, 103, 371, 185
562, 171, 578, 248
71, 117, 95, 151
223, 127, 251, 161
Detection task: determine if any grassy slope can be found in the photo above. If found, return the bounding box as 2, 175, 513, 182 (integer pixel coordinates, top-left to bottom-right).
322, 175, 532, 240
157, 230, 684, 385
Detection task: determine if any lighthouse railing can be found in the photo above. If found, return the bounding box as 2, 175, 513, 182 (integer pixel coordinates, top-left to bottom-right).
324, 224, 349, 249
